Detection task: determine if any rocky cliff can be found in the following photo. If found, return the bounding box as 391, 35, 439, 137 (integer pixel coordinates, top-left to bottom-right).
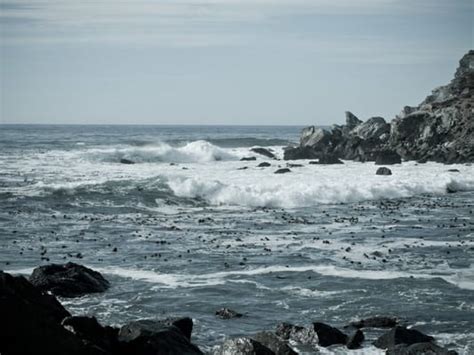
285, 50, 474, 164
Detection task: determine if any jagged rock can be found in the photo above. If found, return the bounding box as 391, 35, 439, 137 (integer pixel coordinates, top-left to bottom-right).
373, 326, 434, 349
312, 322, 348, 347
283, 146, 319, 160
346, 329, 364, 349
318, 154, 343, 164
274, 168, 291, 174
0, 271, 100, 355
214, 337, 274, 355
62, 316, 118, 353
376, 167, 392, 175
29, 263, 110, 298
300, 126, 333, 148
118, 318, 194, 342
252, 331, 297, 355
386, 342, 458, 355
251, 148, 276, 159
375, 150, 402, 165
258, 162, 271, 167
275, 323, 318, 346
345, 111, 363, 128
120, 158, 135, 164
348, 316, 398, 329
215, 308, 243, 319
241, 157, 257, 161
118, 320, 202, 355
352, 116, 390, 140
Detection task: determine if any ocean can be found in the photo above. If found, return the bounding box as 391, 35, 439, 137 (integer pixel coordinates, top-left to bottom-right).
1, 124, 473, 354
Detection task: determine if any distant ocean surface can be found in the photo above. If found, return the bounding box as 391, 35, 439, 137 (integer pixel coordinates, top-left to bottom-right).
1, 124, 474, 354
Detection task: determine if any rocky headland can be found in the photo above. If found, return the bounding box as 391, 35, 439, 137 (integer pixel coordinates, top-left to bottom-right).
284, 50, 474, 164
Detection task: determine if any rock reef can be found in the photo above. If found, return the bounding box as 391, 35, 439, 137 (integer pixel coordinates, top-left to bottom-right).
285, 50, 474, 164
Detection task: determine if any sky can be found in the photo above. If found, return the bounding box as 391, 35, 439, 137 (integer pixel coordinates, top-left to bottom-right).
0, 0, 472, 125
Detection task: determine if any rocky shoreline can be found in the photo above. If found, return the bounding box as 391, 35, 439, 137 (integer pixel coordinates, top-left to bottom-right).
0, 263, 460, 354
284, 50, 473, 164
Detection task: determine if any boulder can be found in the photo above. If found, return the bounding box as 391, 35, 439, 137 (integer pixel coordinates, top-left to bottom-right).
300, 126, 333, 148
258, 162, 271, 167
118, 320, 202, 355
375, 150, 402, 165
386, 342, 458, 355
274, 168, 291, 174
275, 322, 318, 346
0, 271, 99, 355
348, 316, 398, 329
376, 167, 392, 175
241, 157, 257, 161
346, 329, 364, 349
352, 116, 390, 141
29, 262, 110, 298
118, 318, 194, 342
215, 308, 243, 319
252, 331, 297, 355
251, 148, 276, 159
214, 337, 274, 355
120, 158, 135, 165
312, 322, 348, 347
373, 326, 434, 349
318, 154, 343, 164
283, 146, 319, 160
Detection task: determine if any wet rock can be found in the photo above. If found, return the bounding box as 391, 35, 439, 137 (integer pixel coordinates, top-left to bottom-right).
215, 308, 243, 319
274, 168, 291, 174
252, 331, 297, 355
386, 342, 458, 355
29, 262, 110, 297
62, 316, 118, 353
214, 337, 274, 355
118, 320, 202, 355
376, 167, 392, 175
318, 154, 343, 164
120, 158, 135, 165
348, 316, 398, 329
118, 318, 194, 342
283, 146, 319, 160
312, 322, 348, 347
346, 329, 364, 349
258, 162, 271, 167
286, 163, 303, 168
241, 157, 257, 161
447, 169, 460, 173
373, 326, 434, 349
375, 150, 402, 165
275, 322, 318, 346
251, 148, 276, 159
0, 271, 98, 355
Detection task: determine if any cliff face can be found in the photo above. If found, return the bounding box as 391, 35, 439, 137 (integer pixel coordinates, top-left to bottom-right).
285, 50, 474, 163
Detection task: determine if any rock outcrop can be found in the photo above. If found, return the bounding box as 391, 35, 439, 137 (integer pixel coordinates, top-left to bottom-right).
285, 51, 474, 164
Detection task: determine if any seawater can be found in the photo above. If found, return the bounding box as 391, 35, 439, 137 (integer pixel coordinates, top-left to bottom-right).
1, 124, 473, 354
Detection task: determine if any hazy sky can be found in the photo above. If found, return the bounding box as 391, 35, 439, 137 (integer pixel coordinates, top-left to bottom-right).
0, 0, 472, 125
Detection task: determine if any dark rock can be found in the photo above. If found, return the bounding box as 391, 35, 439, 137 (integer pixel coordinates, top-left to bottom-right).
0, 271, 99, 355
376, 167, 392, 175
313, 322, 348, 347
252, 331, 297, 355
375, 150, 402, 165
283, 146, 319, 160
286, 163, 303, 168
215, 308, 243, 319
238, 167, 249, 170
258, 162, 271, 167
118, 318, 193, 342
318, 154, 343, 164
346, 329, 364, 349
275, 322, 318, 346
274, 168, 291, 174
118, 320, 202, 355
349, 316, 398, 329
214, 337, 274, 355
30, 262, 110, 298
352, 116, 390, 141
300, 126, 333, 148
345, 111, 363, 129
251, 148, 276, 159
120, 158, 135, 164
373, 326, 434, 349
241, 157, 257, 161
447, 169, 460, 172
62, 316, 118, 353
386, 342, 458, 355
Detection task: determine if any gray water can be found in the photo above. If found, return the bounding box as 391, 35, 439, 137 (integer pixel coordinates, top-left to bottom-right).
1, 125, 473, 354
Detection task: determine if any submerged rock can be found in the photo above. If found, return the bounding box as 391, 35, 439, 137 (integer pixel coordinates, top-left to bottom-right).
313, 322, 348, 347
373, 326, 434, 349
274, 168, 291, 174
120, 158, 135, 164
386, 342, 458, 355
258, 162, 272, 167
215, 308, 243, 319
318, 154, 343, 164
241, 157, 257, 161
376, 167, 392, 175
29, 262, 110, 298
348, 316, 398, 329
251, 148, 276, 159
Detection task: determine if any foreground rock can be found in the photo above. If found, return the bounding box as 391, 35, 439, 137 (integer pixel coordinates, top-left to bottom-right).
252, 331, 297, 355
376, 167, 392, 176
374, 326, 434, 349
313, 322, 348, 347
30, 262, 110, 297
275, 322, 318, 347
274, 168, 291, 174
386, 342, 458, 355
214, 337, 274, 355
285, 51, 474, 164
346, 329, 364, 349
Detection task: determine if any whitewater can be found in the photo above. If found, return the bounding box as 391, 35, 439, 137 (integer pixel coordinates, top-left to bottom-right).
1, 124, 473, 354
